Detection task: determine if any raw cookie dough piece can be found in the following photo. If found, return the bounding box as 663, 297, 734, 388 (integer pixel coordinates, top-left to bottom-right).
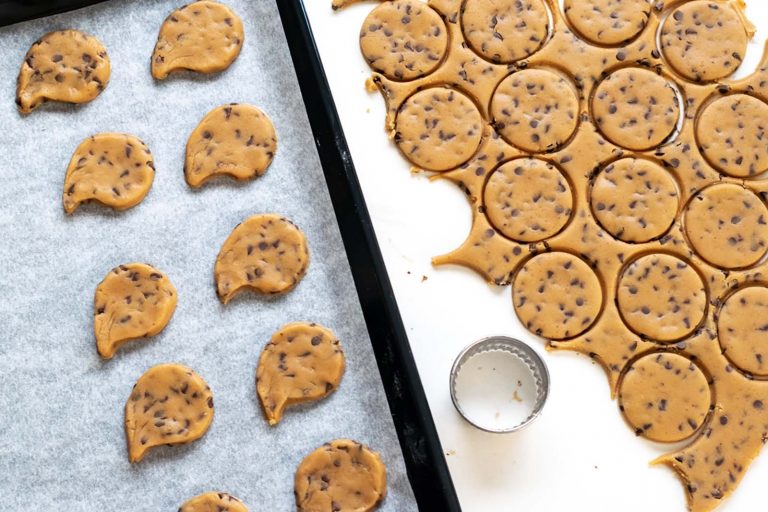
359, 0, 447, 81
394, 87, 483, 171
590, 158, 679, 243
94, 263, 177, 359
660, 0, 750, 82
461, 0, 549, 64
63, 133, 155, 214
563, 0, 651, 45
490, 69, 579, 153
484, 158, 572, 242
185, 103, 277, 187
683, 183, 768, 269
180, 492, 248, 512
513, 252, 603, 340
125, 363, 213, 463
215, 213, 309, 303
618, 352, 711, 443
256, 322, 345, 425
617, 253, 706, 342
592, 67, 679, 151
16, 29, 109, 114
295, 439, 387, 512
696, 94, 768, 178
151, 1, 244, 79
718, 286, 768, 376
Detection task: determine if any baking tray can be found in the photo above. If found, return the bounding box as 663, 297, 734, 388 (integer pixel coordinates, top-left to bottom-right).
0, 0, 460, 510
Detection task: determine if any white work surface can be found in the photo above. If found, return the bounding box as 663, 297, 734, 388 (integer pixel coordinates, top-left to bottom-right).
304, 1, 768, 511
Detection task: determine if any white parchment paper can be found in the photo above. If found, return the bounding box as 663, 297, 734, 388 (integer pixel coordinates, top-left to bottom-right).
0, 1, 416, 509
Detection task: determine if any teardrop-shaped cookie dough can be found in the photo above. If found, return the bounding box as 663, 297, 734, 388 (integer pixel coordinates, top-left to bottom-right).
185, 103, 277, 187
151, 1, 244, 79
94, 263, 177, 359
16, 29, 110, 114
124, 363, 213, 463
295, 439, 387, 512
256, 322, 345, 426
214, 214, 310, 303
63, 133, 155, 214
180, 492, 249, 512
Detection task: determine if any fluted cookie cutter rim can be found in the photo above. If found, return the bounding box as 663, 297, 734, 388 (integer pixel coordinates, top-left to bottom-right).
449, 336, 550, 433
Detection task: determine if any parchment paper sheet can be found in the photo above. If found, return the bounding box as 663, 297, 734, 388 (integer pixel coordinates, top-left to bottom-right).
0, 1, 417, 509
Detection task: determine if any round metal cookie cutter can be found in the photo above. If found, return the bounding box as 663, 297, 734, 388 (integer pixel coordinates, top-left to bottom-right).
449, 336, 550, 433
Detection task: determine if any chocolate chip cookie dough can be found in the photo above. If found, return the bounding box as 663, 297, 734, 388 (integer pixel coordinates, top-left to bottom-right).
461, 0, 549, 64
394, 86, 483, 171
513, 252, 602, 340
16, 29, 109, 114
696, 94, 768, 178
179, 492, 248, 512
617, 253, 706, 342
185, 103, 277, 187
151, 1, 244, 80
618, 352, 711, 443
592, 67, 680, 150
215, 214, 309, 303
360, 0, 447, 81
684, 183, 768, 269
490, 68, 579, 153
256, 323, 345, 425
660, 0, 751, 82
590, 158, 679, 243
94, 263, 177, 359
63, 133, 155, 214
563, 0, 651, 45
125, 363, 213, 463
484, 158, 572, 242
295, 439, 387, 512
717, 286, 768, 376
341, 0, 768, 507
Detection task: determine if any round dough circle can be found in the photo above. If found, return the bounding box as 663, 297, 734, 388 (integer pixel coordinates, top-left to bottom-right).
617, 253, 706, 342
491, 69, 579, 153
484, 158, 573, 242
718, 286, 768, 376
513, 252, 603, 340
696, 94, 768, 178
592, 67, 680, 150
564, 0, 651, 45
618, 352, 711, 443
360, 0, 448, 81
660, 0, 748, 82
179, 492, 248, 512
683, 184, 768, 269
295, 439, 387, 512
461, 0, 549, 64
591, 158, 679, 243
395, 87, 483, 171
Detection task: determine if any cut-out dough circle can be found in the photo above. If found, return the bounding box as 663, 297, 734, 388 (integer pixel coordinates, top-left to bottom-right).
717, 286, 768, 376
660, 0, 749, 82
394, 86, 483, 171
591, 66, 680, 151
683, 183, 768, 270
359, 0, 448, 81
590, 157, 679, 243
618, 352, 711, 443
512, 252, 603, 340
696, 94, 768, 178
461, 0, 549, 64
179, 492, 249, 512
484, 157, 573, 243
563, 0, 651, 46
490, 68, 579, 153
617, 253, 707, 342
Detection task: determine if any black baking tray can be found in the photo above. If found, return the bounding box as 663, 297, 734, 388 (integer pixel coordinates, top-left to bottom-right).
0, 1, 461, 510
